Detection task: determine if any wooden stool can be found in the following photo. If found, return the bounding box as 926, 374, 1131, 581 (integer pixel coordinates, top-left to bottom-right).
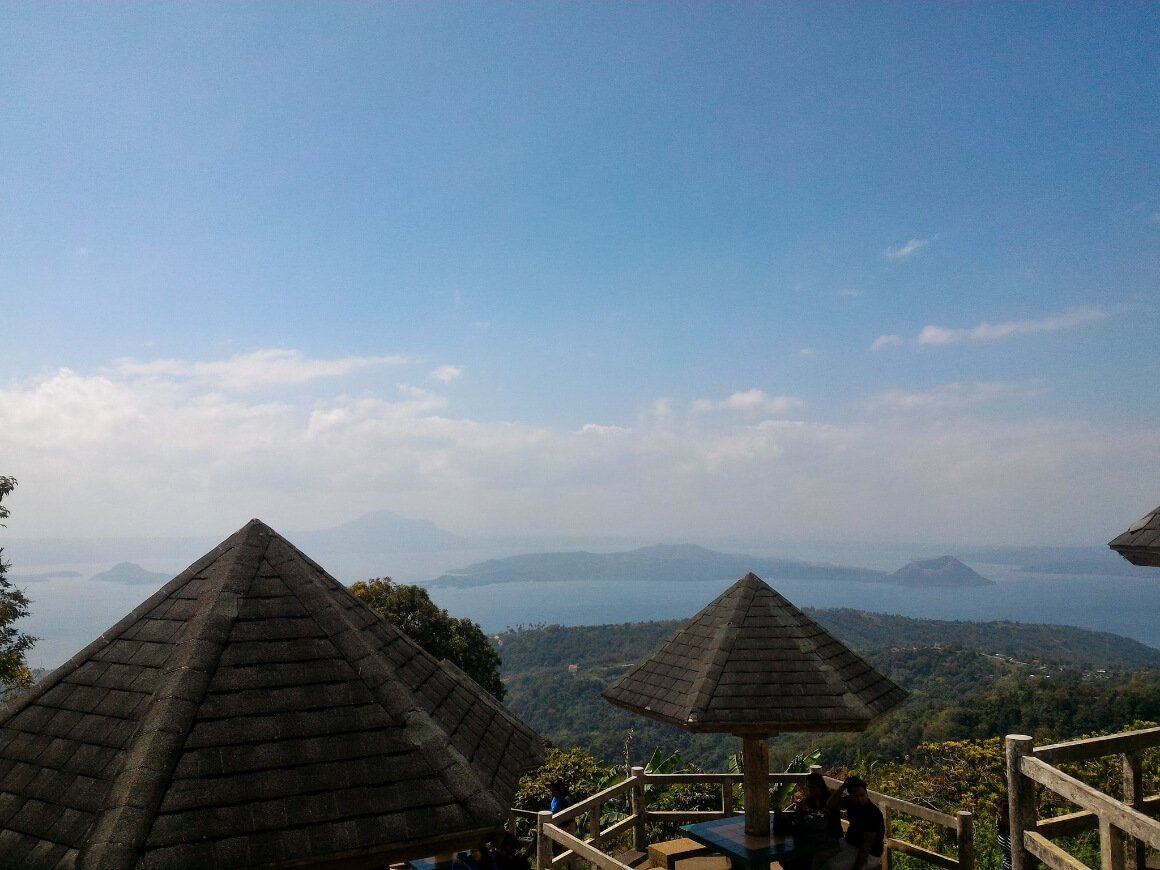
648, 838, 712, 870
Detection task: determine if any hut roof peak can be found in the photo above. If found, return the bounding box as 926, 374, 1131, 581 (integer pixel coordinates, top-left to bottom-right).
0, 519, 542, 869
603, 571, 906, 735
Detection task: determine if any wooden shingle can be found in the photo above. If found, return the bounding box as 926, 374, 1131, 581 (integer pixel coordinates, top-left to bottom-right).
602, 572, 907, 734
0, 519, 543, 869
1109, 504, 1160, 568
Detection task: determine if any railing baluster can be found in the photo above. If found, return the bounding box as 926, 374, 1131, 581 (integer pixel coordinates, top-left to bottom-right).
1122, 751, 1144, 870
956, 810, 973, 870
1007, 735, 1036, 870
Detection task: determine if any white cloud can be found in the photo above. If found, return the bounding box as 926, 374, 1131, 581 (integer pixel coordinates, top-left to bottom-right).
918, 306, 1108, 346
838, 288, 862, 298
798, 347, 818, 358
2, 354, 1158, 547
112, 348, 407, 391
691, 389, 803, 416
870, 334, 904, 351
864, 380, 1046, 411
884, 238, 931, 260
916, 325, 965, 346
429, 364, 464, 383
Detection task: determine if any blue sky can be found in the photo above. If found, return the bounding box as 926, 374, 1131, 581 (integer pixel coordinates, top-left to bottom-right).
2, 4, 1159, 546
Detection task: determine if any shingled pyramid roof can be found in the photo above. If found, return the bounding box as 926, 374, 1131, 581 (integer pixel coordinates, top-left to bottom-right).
602, 572, 907, 735
1109, 505, 1160, 568
0, 519, 543, 870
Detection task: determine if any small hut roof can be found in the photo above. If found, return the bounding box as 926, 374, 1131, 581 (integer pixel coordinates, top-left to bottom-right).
602, 572, 906, 735
1109, 505, 1160, 568
0, 519, 543, 870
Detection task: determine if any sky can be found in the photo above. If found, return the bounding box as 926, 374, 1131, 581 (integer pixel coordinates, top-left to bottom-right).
2, 3, 1159, 548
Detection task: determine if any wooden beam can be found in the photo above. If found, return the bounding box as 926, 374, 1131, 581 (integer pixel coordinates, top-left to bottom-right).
1021, 757, 1160, 850
1024, 832, 1093, 870
884, 839, 958, 870
1035, 796, 1160, 838
1034, 728, 1160, 765
542, 824, 636, 870
742, 736, 770, 836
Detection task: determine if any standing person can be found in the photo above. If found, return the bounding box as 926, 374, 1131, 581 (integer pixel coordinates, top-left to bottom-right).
996, 797, 1012, 870
549, 781, 571, 815
547, 780, 576, 868
818, 776, 885, 870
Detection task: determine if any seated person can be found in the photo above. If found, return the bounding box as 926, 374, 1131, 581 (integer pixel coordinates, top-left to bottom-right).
782, 772, 842, 870
793, 772, 844, 841
494, 833, 531, 870
816, 776, 885, 870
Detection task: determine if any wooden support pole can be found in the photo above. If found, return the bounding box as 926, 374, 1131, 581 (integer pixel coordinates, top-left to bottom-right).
537, 810, 553, 870
1100, 817, 1125, 870
1123, 752, 1145, 870
742, 735, 770, 836
1007, 735, 1037, 870
957, 810, 975, 870
882, 803, 893, 870
630, 766, 646, 852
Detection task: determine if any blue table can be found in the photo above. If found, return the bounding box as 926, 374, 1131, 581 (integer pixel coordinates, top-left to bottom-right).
681, 815, 839, 870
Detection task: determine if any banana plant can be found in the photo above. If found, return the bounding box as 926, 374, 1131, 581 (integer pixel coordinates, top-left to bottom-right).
729, 748, 823, 810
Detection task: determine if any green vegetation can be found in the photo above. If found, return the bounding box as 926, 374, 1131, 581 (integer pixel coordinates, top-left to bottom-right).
0, 476, 36, 693
499, 613, 1160, 769
504, 614, 1160, 870
351, 577, 505, 700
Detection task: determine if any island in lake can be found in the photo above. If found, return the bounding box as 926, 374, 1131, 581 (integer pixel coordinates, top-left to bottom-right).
885, 555, 994, 587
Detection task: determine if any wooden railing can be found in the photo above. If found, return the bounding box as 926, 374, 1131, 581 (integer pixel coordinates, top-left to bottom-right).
1006, 727, 1160, 870
529, 766, 972, 870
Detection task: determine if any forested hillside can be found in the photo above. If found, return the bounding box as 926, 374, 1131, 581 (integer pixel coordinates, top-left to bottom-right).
498, 610, 1160, 769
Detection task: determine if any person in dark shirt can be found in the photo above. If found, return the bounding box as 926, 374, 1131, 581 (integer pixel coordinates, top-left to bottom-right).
818, 776, 885, 870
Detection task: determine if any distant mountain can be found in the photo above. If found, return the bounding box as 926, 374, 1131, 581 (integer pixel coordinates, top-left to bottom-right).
292, 509, 470, 554
89, 562, 171, 585
885, 556, 994, 587
429, 542, 887, 587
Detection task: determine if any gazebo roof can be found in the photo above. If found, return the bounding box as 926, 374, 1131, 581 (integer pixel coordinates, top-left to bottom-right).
602, 572, 907, 735
0, 519, 543, 870
1109, 505, 1160, 568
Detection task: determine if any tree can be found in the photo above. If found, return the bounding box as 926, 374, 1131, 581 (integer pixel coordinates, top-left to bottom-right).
351, 577, 506, 701
0, 476, 36, 691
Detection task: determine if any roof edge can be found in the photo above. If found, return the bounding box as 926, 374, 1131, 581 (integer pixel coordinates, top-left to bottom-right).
273, 537, 511, 829
81, 520, 268, 869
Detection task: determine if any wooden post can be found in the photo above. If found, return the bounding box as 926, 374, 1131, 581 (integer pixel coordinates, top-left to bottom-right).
1100, 817, 1125, 870
882, 803, 893, 870
723, 779, 734, 816
1122, 752, 1145, 870
630, 765, 646, 852
957, 810, 974, 870
537, 809, 553, 870
742, 735, 770, 836
1006, 735, 1037, 870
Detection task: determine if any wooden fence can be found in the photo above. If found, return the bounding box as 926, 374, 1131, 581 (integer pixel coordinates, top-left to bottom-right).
1006, 727, 1160, 870
527, 766, 973, 870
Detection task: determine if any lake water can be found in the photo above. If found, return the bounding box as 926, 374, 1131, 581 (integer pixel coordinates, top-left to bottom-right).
18, 559, 1159, 671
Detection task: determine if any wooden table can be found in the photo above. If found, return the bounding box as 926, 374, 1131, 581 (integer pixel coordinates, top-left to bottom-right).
681, 815, 839, 870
